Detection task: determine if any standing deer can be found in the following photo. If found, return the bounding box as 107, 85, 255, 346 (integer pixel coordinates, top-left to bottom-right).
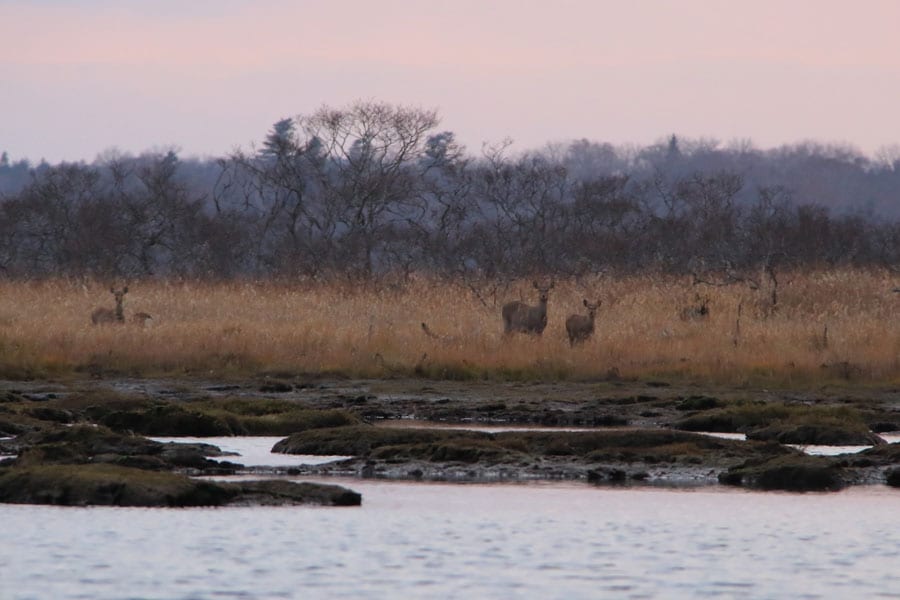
91, 287, 128, 325
502, 281, 554, 336
566, 299, 601, 346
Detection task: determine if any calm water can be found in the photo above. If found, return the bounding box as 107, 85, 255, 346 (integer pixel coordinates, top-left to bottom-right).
2, 480, 899, 600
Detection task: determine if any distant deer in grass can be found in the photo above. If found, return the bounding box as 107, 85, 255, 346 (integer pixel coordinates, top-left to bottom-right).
421, 322, 440, 339
421, 322, 460, 344
566, 299, 601, 346
131, 311, 153, 327
91, 287, 128, 325
502, 281, 554, 336
680, 294, 710, 321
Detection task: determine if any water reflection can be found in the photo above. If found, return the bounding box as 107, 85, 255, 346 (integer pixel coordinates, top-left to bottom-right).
149, 436, 352, 467
2, 481, 898, 599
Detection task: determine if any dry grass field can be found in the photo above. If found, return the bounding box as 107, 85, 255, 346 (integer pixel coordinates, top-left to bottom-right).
1, 270, 899, 386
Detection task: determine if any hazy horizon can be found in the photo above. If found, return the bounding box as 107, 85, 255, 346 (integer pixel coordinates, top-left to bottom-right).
3, 0, 900, 163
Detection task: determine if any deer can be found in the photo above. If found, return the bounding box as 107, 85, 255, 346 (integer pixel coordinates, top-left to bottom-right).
131, 312, 153, 327
680, 294, 710, 321
91, 287, 128, 325
502, 281, 554, 336
566, 299, 601, 346
421, 322, 461, 344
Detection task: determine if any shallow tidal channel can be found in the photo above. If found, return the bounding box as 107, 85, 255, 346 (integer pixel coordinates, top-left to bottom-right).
3, 475, 899, 599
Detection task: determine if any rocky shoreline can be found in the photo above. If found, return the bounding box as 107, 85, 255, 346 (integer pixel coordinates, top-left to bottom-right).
1, 376, 899, 504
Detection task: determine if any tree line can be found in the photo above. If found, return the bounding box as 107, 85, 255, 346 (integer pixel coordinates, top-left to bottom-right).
2, 101, 900, 282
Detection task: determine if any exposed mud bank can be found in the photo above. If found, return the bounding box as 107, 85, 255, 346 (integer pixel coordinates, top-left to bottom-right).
1, 376, 899, 493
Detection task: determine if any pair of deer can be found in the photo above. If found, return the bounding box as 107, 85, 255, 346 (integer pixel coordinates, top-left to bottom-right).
502, 281, 601, 346
91, 287, 153, 326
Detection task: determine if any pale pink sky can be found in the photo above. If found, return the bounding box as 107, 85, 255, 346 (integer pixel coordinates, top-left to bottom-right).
2, 0, 899, 163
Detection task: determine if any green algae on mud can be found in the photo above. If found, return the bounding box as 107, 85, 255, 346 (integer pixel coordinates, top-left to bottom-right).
0, 463, 361, 507
272, 425, 797, 479
719, 454, 847, 492
673, 402, 887, 445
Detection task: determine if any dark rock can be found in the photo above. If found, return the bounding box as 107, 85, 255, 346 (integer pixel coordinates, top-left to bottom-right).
886, 468, 900, 488
0, 418, 29, 437
1, 391, 26, 403
869, 422, 899, 434
588, 414, 628, 426
855, 443, 900, 466
23, 407, 75, 424
157, 445, 234, 470
475, 402, 507, 413
675, 396, 721, 411
234, 479, 361, 506
259, 382, 293, 393
587, 467, 628, 483
673, 412, 738, 432
719, 455, 845, 492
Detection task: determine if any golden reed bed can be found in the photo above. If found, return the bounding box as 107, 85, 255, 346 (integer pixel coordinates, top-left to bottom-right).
0, 270, 899, 385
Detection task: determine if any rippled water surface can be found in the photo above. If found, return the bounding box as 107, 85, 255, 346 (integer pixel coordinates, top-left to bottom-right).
149, 436, 352, 467
3, 481, 899, 600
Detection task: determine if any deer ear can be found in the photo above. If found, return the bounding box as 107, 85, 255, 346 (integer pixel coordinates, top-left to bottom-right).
583, 299, 589, 307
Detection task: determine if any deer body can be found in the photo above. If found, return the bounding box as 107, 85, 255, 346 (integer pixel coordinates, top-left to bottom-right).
91, 287, 128, 325
421, 322, 460, 344
566, 299, 601, 346
502, 281, 554, 335
132, 312, 153, 327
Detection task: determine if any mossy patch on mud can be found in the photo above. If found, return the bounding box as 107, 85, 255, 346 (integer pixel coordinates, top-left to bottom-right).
718, 454, 845, 491
0, 389, 360, 437
674, 402, 880, 445
274, 426, 792, 469
0, 463, 361, 507
0, 463, 232, 506
6, 424, 237, 473
886, 468, 900, 487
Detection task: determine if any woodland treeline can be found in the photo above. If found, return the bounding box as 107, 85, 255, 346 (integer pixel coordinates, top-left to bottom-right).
2, 100, 900, 282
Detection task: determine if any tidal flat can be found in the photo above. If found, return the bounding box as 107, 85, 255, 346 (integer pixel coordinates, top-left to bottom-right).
1, 376, 899, 498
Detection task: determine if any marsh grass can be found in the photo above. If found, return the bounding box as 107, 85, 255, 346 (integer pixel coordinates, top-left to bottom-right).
675, 402, 870, 433
1, 270, 899, 386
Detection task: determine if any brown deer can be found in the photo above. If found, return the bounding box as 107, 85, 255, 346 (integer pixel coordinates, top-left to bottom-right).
91, 287, 128, 325
680, 294, 710, 321
502, 281, 554, 336
421, 322, 460, 344
131, 312, 153, 327
566, 299, 601, 346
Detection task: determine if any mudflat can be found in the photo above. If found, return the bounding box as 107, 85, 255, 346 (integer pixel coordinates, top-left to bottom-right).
1, 376, 899, 494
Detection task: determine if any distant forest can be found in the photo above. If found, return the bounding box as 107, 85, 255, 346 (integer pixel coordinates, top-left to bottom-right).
2, 100, 900, 281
